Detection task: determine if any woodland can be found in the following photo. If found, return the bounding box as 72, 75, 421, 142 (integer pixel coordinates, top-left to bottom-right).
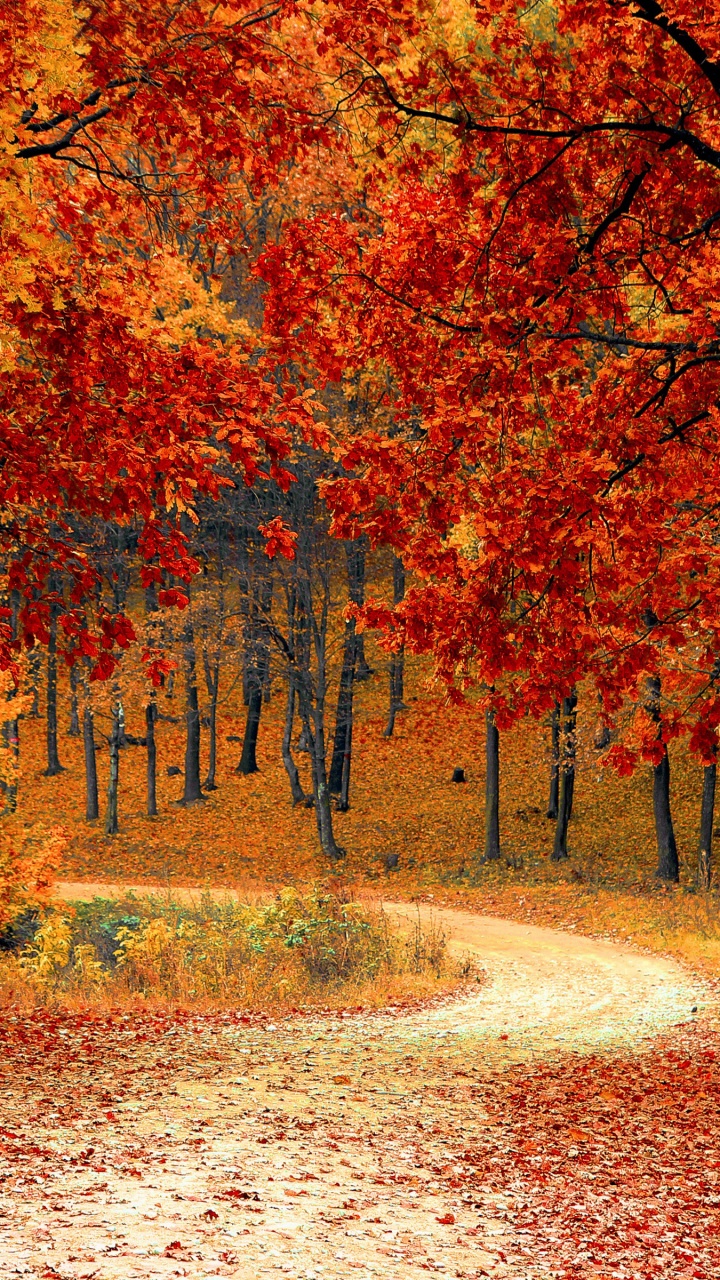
2, 2, 720, 1278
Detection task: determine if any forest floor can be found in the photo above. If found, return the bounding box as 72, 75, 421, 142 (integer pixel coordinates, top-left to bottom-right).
2, 895, 718, 1280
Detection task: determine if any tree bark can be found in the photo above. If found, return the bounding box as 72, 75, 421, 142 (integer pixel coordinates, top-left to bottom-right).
653, 749, 679, 882
302, 695, 343, 860
181, 619, 204, 804
104, 702, 121, 835
384, 555, 407, 737
547, 702, 560, 819
146, 698, 158, 817
281, 680, 308, 806
1, 592, 20, 814
237, 674, 262, 774
698, 760, 715, 890
551, 693, 577, 861
646, 676, 679, 882
328, 637, 355, 794
68, 664, 80, 736
483, 708, 501, 860
348, 539, 372, 680
44, 589, 64, 776
337, 703, 353, 812
2, 715, 19, 815
28, 645, 41, 718
203, 654, 220, 789
84, 703, 99, 821
237, 575, 270, 775
329, 544, 359, 795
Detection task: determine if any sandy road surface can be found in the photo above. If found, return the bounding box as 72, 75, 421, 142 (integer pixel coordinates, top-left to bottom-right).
0, 886, 708, 1280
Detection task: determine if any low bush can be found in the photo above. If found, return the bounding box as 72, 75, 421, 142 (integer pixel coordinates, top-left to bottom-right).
0, 886, 458, 1010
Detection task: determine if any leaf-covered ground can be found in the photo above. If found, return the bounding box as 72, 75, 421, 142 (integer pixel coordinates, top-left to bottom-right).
1, 907, 717, 1280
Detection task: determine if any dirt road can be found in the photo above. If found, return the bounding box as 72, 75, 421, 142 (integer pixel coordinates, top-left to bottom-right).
0, 887, 712, 1280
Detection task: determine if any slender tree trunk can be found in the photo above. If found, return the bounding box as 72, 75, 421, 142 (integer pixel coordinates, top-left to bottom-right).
237, 674, 262, 774
310, 707, 343, 860
653, 750, 679, 881
2, 593, 20, 814
28, 645, 41, 718
145, 581, 158, 614
328, 638, 355, 794
547, 702, 560, 819
329, 550, 358, 794
204, 676, 219, 789
698, 759, 716, 890
2, 716, 19, 815
384, 555, 407, 737
237, 575, 270, 775
104, 702, 121, 835
146, 698, 158, 817
348, 539, 373, 681
44, 591, 64, 776
282, 680, 307, 806
484, 709, 501, 860
298, 677, 343, 860
552, 767, 572, 861
181, 620, 204, 804
201, 567, 224, 792
84, 703, 99, 821
338, 707, 353, 812
68, 664, 80, 736
552, 693, 577, 861
646, 676, 679, 882
202, 647, 220, 790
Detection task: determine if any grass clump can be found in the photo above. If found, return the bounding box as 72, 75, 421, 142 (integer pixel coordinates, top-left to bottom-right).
0, 886, 456, 1010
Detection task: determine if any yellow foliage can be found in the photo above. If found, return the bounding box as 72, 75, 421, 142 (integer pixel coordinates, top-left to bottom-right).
20, 914, 72, 983
0, 821, 66, 929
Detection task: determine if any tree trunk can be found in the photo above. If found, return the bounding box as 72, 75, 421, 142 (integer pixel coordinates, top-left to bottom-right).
551, 693, 577, 861
104, 703, 121, 835
484, 708, 501, 860
337, 706, 353, 812
237, 575, 270, 775
145, 580, 158, 614
203, 654, 220, 790
698, 760, 716, 890
146, 699, 158, 817
44, 592, 64, 776
281, 680, 307, 806
653, 750, 679, 881
328, 641, 355, 794
552, 767, 572, 861
312, 716, 343, 860
237, 674, 262, 774
181, 620, 204, 804
329, 550, 358, 794
84, 704, 99, 821
348, 539, 373, 681
646, 676, 679, 882
2, 715, 19, 815
68, 664, 80, 736
547, 702, 560, 819
384, 555, 407, 737
28, 645, 41, 717
298, 682, 343, 860
2, 593, 20, 814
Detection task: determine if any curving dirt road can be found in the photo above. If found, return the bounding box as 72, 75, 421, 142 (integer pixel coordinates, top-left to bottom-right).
53, 883, 703, 1057
0, 885, 710, 1280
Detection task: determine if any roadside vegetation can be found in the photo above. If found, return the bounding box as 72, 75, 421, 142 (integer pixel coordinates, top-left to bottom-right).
0, 885, 460, 1011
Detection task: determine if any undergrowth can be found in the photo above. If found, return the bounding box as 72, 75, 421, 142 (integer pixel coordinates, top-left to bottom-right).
0, 886, 459, 1010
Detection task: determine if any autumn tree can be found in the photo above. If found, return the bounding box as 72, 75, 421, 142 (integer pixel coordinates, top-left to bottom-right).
262, 0, 720, 880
